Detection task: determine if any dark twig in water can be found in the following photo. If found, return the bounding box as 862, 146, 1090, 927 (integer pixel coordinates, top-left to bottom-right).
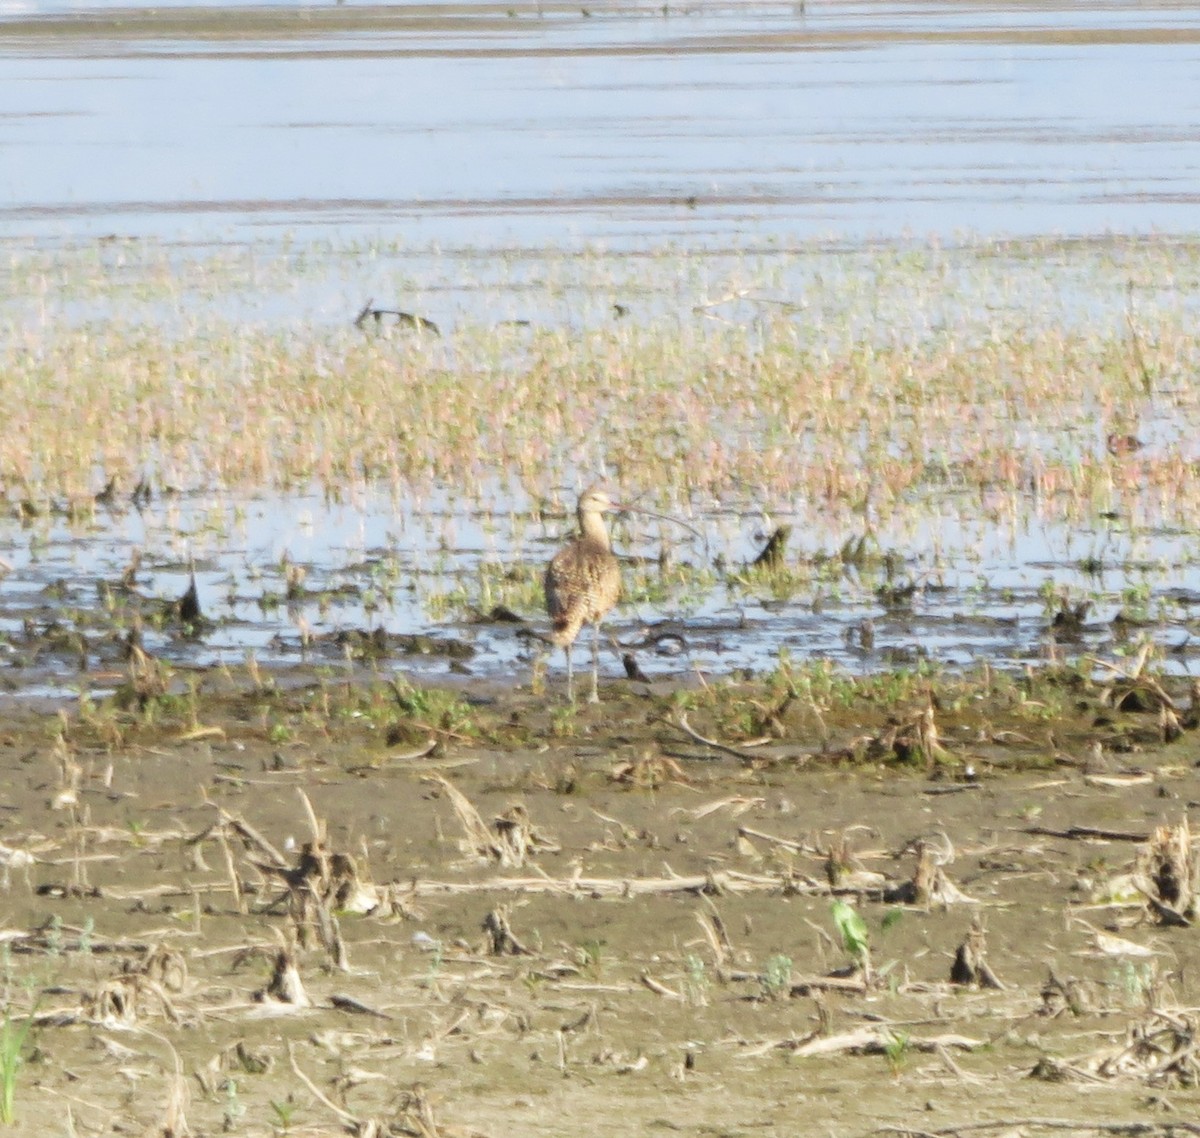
130, 475, 153, 508
1050, 598, 1090, 636
178, 573, 201, 624
622, 652, 650, 682
119, 548, 141, 592
483, 604, 525, 624
94, 476, 119, 506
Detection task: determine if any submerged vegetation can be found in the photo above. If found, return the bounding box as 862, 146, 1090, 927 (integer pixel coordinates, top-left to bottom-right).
3, 234, 1199, 538
2, 235, 1200, 702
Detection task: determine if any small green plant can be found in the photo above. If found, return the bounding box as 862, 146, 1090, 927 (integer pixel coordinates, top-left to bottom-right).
882, 1029, 910, 1076
831, 899, 871, 978
44, 917, 62, 959
760, 954, 793, 1000
425, 942, 444, 984
549, 703, 578, 738
270, 1096, 301, 1133
1115, 960, 1158, 1008
684, 953, 710, 1007
577, 940, 604, 977
223, 1076, 245, 1130
0, 996, 40, 1125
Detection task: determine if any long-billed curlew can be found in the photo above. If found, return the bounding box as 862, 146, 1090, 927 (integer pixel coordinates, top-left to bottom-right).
544, 484, 693, 703
544, 485, 623, 704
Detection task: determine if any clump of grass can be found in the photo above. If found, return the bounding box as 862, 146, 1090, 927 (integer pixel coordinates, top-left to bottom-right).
387, 678, 477, 742
759, 953, 793, 1000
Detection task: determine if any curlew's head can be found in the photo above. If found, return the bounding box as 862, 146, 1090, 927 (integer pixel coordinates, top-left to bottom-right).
573, 482, 703, 546
575, 483, 620, 545
577, 483, 618, 516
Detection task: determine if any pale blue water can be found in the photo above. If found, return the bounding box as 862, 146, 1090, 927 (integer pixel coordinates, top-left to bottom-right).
3, 1, 1200, 244
4, 1, 1200, 697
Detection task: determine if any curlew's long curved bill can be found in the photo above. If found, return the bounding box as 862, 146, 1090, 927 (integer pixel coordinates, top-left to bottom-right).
607, 498, 703, 542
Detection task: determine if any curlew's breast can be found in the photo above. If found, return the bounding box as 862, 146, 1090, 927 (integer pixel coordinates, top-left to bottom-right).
545, 537, 621, 626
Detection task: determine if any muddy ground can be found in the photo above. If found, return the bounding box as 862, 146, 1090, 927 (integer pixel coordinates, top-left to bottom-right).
1, 658, 1199, 1138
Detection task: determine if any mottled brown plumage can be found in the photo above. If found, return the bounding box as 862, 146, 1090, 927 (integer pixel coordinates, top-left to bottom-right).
545, 485, 622, 703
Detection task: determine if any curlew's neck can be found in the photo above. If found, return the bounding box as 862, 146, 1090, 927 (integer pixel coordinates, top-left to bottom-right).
578, 506, 612, 550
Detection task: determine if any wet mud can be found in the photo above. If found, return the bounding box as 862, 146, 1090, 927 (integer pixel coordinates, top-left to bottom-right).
1, 654, 1199, 1135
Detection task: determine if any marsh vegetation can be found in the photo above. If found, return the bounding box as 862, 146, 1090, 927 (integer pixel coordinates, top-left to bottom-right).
0, 235, 1199, 1135
6, 235, 1200, 694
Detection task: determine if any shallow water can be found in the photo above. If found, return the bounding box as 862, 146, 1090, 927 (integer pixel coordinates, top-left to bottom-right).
5, 3, 1200, 698
5, 231, 1200, 698
3, 477, 1198, 704
5, 1, 1200, 244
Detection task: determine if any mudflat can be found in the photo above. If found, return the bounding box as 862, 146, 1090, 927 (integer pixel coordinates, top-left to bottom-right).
1, 653, 1197, 1136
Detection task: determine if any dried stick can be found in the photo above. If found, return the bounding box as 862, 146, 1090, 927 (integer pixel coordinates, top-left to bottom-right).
1023, 824, 1150, 843
211, 805, 290, 869
287, 1041, 360, 1127
737, 825, 811, 853
660, 712, 760, 760
408, 868, 793, 897
874, 1122, 1200, 1137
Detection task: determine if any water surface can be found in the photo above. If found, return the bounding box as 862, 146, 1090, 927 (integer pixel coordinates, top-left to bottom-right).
5, 1, 1200, 244
4, 2, 1200, 699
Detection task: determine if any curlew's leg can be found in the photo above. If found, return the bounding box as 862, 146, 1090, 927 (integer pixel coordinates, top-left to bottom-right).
589, 621, 601, 703
564, 645, 575, 704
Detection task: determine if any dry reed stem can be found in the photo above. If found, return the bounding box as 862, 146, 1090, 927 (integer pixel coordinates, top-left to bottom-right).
1137, 818, 1195, 924
132, 1026, 190, 1137
431, 776, 496, 860
287, 1041, 362, 1129
872, 1121, 1200, 1136
431, 777, 556, 868
408, 868, 796, 897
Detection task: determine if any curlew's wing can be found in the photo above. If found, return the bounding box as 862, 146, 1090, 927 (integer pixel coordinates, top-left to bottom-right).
545, 543, 587, 628
545, 538, 620, 641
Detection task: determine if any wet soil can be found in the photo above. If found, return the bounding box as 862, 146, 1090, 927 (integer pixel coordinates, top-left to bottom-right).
3, 658, 1200, 1136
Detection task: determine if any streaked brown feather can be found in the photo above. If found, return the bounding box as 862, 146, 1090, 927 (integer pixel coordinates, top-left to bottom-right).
545, 536, 620, 647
